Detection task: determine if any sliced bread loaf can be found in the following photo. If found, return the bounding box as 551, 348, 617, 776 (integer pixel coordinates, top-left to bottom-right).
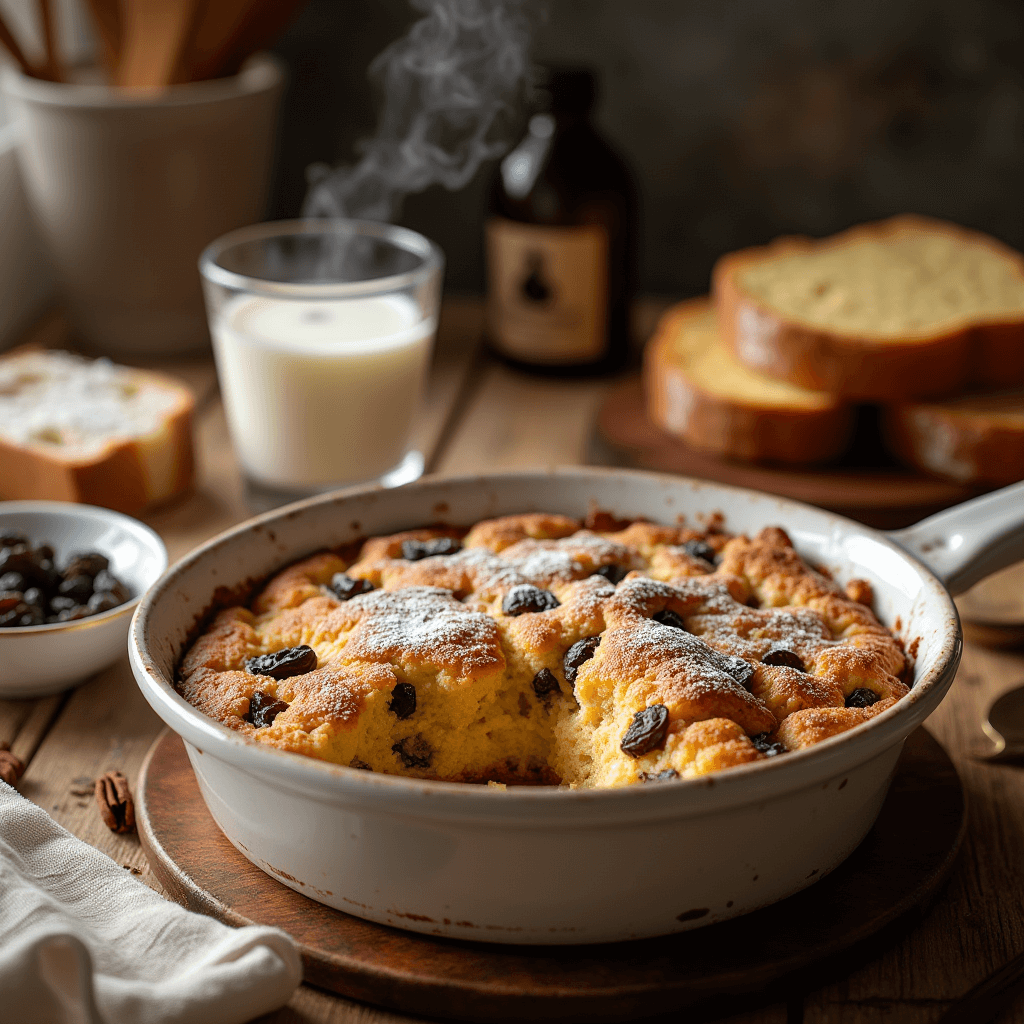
0, 350, 194, 512
644, 298, 853, 465
884, 391, 1024, 485
714, 215, 1024, 400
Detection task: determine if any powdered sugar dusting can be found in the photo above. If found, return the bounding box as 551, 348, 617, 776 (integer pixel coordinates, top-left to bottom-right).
610, 618, 751, 697
341, 586, 504, 677
376, 533, 636, 595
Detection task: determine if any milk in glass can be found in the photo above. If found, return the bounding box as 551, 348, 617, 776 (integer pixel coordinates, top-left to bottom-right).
212, 293, 433, 488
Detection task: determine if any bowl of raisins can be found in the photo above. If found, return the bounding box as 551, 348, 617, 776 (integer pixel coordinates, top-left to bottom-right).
0, 501, 167, 697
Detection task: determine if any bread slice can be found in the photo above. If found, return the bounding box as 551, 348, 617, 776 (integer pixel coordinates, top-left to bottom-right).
644, 298, 853, 465
0, 350, 194, 512
714, 215, 1024, 400
884, 391, 1024, 485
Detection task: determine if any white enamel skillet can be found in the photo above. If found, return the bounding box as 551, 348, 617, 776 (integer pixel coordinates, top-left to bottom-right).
129, 469, 1024, 944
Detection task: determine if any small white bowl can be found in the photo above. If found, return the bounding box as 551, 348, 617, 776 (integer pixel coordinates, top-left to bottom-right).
0, 501, 167, 698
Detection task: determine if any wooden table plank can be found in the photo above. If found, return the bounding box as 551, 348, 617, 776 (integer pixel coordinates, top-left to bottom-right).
434, 359, 613, 473
0, 697, 49, 750
16, 658, 161, 874
427, 296, 674, 475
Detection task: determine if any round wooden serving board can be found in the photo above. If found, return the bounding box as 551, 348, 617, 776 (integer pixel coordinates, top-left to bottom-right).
592, 377, 983, 530
138, 728, 965, 1023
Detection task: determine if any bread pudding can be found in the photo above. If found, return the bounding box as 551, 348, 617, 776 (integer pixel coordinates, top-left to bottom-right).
178, 513, 910, 787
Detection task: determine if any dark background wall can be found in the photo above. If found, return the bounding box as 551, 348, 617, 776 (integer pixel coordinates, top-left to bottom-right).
268, 0, 1024, 297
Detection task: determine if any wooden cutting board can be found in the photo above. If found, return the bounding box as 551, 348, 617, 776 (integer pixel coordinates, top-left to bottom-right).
592, 377, 981, 530
137, 727, 965, 1023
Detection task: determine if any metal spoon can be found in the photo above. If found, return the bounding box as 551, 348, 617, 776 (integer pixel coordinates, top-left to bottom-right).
981, 684, 1024, 761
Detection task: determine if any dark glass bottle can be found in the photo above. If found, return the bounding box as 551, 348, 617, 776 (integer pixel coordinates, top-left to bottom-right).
485, 67, 637, 374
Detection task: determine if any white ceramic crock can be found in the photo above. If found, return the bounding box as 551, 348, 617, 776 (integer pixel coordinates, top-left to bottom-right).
2, 56, 283, 356
129, 469, 1024, 944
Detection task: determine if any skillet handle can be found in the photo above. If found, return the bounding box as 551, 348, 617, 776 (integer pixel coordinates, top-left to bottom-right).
887, 480, 1024, 596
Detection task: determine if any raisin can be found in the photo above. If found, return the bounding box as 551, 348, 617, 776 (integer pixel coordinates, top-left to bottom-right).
0, 551, 45, 587
349, 757, 372, 770
502, 584, 560, 616
392, 734, 432, 768
594, 564, 628, 584
653, 609, 685, 630
36, 565, 62, 597
401, 537, 462, 561
58, 575, 94, 603
92, 570, 131, 603
762, 647, 804, 671
87, 592, 121, 614
245, 645, 318, 680
639, 768, 679, 782
245, 690, 289, 728
532, 668, 561, 698
329, 572, 374, 601
621, 704, 670, 757
564, 635, 601, 686
63, 552, 109, 578
56, 605, 90, 622
0, 572, 24, 592
683, 539, 717, 564
724, 656, 755, 688
388, 682, 417, 719
846, 688, 880, 709
751, 732, 786, 756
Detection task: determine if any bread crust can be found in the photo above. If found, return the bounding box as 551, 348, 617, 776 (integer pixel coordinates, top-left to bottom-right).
644, 298, 853, 465
713, 215, 1024, 401
884, 392, 1024, 485
0, 364, 195, 512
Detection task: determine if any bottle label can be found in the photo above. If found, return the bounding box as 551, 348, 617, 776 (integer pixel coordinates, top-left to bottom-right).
486, 217, 608, 364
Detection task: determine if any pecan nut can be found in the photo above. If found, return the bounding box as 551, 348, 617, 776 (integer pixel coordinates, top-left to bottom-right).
95, 770, 135, 834
0, 744, 25, 786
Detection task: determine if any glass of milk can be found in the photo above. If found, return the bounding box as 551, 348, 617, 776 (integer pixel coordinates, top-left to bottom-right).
199, 220, 443, 509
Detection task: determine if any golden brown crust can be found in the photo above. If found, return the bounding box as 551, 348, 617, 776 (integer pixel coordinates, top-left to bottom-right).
464, 513, 580, 552
713, 215, 1024, 400
179, 514, 909, 788
644, 298, 853, 465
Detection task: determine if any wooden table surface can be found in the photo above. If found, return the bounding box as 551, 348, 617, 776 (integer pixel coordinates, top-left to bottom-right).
5, 299, 1024, 1024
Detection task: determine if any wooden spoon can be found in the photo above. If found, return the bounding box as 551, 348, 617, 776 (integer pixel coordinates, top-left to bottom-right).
116, 0, 202, 89
180, 0, 306, 81
36, 0, 64, 81
82, 0, 122, 80
0, 11, 34, 75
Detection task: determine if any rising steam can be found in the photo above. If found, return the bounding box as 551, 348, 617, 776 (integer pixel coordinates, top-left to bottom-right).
303, 0, 533, 222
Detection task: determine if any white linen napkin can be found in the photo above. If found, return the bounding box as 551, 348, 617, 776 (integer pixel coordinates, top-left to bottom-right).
0, 781, 302, 1024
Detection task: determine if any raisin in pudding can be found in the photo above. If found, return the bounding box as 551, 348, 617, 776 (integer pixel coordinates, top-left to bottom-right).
178, 513, 910, 787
